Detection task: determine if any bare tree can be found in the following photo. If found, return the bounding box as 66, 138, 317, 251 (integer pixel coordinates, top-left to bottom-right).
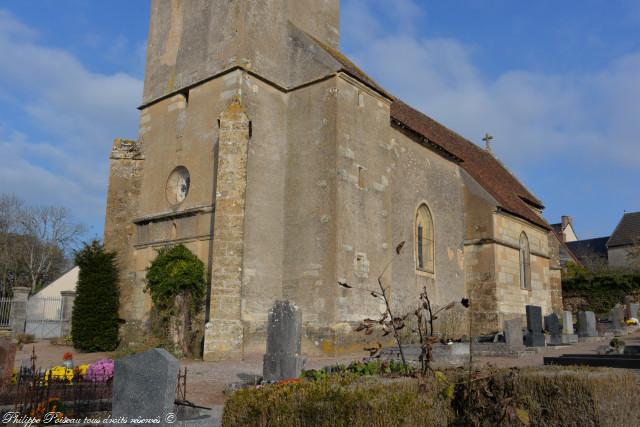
0, 194, 85, 293
17, 205, 85, 292
0, 195, 25, 296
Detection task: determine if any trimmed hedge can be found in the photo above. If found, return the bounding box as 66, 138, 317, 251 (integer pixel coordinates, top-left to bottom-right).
454, 367, 640, 426
72, 241, 119, 352
223, 367, 640, 427
223, 375, 452, 427
562, 272, 640, 313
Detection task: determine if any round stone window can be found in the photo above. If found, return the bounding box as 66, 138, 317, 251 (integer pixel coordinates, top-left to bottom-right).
166, 166, 190, 205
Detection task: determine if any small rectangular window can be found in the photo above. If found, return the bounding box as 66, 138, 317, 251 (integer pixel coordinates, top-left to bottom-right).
358, 166, 366, 189
418, 224, 424, 269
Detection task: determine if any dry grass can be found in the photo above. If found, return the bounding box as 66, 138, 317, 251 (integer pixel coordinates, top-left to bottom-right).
223, 366, 640, 427
222, 375, 452, 427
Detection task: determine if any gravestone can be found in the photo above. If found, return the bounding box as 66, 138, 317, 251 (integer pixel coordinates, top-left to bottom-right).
263, 300, 303, 382
610, 305, 626, 335
626, 303, 639, 320
0, 338, 16, 390
524, 305, 545, 347
577, 311, 598, 338
503, 318, 524, 349
562, 311, 578, 344
112, 348, 179, 426
544, 313, 562, 346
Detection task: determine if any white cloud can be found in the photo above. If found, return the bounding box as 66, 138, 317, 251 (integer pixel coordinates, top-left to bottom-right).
342, 0, 640, 173
0, 10, 143, 234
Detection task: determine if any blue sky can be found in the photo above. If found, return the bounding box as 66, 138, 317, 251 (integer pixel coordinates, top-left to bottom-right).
1, 0, 639, 240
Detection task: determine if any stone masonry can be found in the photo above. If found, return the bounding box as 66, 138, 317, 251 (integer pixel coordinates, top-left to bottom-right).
104, 0, 563, 359
204, 97, 251, 361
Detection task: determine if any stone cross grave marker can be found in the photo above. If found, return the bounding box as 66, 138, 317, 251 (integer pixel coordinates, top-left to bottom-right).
0, 338, 16, 390
503, 318, 524, 350
263, 300, 303, 382
524, 305, 545, 347
561, 311, 578, 344
544, 313, 562, 346
112, 348, 179, 426
577, 311, 598, 338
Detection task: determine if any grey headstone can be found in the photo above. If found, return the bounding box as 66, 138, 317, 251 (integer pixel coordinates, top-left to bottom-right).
263, 300, 303, 382
610, 305, 626, 335
113, 348, 179, 426
562, 311, 574, 335
503, 318, 524, 349
544, 313, 562, 345
561, 311, 578, 344
626, 303, 639, 320
524, 305, 545, 347
577, 311, 598, 338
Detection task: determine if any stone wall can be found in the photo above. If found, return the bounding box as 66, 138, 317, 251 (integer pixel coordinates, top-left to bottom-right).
389, 120, 466, 319
103, 138, 144, 343
205, 97, 250, 361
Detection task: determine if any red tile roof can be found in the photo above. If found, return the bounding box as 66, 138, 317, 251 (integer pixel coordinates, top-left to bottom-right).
391, 100, 549, 230
311, 37, 549, 230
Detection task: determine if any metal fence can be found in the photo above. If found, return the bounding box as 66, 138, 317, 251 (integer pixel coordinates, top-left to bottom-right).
25, 297, 63, 339
0, 298, 11, 328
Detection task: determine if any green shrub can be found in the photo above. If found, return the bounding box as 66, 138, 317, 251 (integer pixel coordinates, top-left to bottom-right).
302, 360, 413, 381
562, 271, 640, 313
145, 245, 205, 357
223, 375, 453, 427
71, 241, 119, 352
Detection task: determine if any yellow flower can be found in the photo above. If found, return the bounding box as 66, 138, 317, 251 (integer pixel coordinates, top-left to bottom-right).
45, 366, 74, 383
76, 364, 89, 377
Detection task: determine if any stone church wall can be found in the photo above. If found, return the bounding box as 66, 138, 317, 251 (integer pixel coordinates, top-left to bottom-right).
493, 213, 554, 324
388, 129, 466, 313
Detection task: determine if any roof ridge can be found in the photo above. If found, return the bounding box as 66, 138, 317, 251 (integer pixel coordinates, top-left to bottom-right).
390, 100, 549, 230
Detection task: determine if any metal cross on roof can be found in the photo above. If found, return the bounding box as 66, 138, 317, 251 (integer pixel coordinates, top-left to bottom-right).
482, 133, 493, 152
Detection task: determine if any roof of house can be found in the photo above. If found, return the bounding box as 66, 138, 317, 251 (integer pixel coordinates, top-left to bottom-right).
314, 42, 549, 230
550, 223, 563, 235
566, 237, 610, 262
607, 211, 640, 248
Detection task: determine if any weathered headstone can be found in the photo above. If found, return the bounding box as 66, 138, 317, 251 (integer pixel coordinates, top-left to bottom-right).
524, 305, 545, 347
544, 313, 562, 346
0, 338, 16, 390
626, 303, 639, 320
561, 311, 578, 344
263, 300, 303, 382
503, 318, 524, 349
610, 305, 626, 335
112, 348, 179, 426
577, 311, 598, 338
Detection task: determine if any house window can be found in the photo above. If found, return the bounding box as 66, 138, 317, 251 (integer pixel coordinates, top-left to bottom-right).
415, 204, 434, 272
519, 232, 531, 289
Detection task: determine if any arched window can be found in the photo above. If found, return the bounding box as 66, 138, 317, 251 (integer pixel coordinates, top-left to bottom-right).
519, 232, 531, 289
415, 205, 434, 272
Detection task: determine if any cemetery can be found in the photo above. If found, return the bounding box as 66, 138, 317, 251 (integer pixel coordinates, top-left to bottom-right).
2, 297, 640, 425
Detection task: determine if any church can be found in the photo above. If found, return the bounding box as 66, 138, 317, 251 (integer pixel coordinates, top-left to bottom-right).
104, 0, 563, 361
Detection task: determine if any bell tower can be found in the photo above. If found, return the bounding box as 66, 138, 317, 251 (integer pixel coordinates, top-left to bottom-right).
143, 0, 340, 104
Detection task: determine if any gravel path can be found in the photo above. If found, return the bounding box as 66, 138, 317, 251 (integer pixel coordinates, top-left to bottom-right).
17, 332, 640, 409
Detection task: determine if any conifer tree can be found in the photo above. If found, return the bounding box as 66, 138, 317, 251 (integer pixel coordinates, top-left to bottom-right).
72, 240, 119, 351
